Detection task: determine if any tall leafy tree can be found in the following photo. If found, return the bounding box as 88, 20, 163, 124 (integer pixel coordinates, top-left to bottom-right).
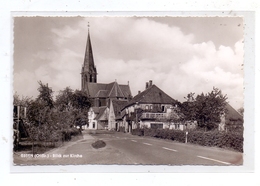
71, 90, 91, 129
181, 87, 228, 130
55, 88, 91, 129
26, 81, 60, 155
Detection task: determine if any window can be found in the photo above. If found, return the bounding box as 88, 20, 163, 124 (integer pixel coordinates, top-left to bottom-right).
150, 105, 153, 110
93, 122, 95, 129
161, 105, 165, 112
145, 105, 149, 110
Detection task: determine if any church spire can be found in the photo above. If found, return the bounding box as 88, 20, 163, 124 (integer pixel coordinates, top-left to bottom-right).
81, 23, 97, 90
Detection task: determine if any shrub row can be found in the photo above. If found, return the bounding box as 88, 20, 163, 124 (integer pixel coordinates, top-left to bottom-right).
131, 128, 243, 152
187, 130, 243, 152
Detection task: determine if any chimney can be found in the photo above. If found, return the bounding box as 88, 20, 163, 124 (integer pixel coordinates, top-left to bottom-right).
149, 80, 153, 87
138, 90, 141, 94
145, 82, 149, 89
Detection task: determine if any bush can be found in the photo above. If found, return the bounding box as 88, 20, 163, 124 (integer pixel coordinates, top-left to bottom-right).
92, 140, 106, 149
131, 128, 144, 136
187, 130, 243, 152
61, 127, 81, 141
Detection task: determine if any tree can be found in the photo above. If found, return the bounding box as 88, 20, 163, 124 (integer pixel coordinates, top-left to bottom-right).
55, 88, 91, 129
181, 87, 228, 130
237, 107, 244, 116
26, 81, 60, 155
37, 81, 54, 109
179, 93, 197, 122
70, 90, 91, 129
55, 87, 74, 112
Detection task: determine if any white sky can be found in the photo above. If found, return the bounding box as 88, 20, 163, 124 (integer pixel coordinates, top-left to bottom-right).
13, 16, 244, 109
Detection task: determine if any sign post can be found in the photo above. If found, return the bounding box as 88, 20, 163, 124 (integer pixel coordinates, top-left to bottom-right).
185, 131, 188, 143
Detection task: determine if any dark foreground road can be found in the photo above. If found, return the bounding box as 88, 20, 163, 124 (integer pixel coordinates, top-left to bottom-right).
13, 130, 243, 165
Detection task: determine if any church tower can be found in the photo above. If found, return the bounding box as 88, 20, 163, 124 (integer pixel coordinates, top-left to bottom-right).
81, 25, 97, 91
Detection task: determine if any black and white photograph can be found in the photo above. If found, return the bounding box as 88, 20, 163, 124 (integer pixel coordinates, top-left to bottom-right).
13, 16, 244, 166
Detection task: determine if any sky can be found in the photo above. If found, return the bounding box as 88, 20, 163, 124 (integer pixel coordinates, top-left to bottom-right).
13, 16, 244, 110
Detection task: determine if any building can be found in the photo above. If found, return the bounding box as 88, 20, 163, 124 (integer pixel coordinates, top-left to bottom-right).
223, 103, 243, 132
108, 99, 128, 131
121, 81, 181, 132
81, 28, 132, 130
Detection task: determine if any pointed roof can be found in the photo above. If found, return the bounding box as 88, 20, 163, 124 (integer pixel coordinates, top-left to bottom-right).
108, 81, 125, 98
124, 84, 177, 108
84, 81, 132, 99
83, 30, 96, 73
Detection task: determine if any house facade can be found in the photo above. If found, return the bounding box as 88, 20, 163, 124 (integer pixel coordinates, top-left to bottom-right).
121, 81, 182, 132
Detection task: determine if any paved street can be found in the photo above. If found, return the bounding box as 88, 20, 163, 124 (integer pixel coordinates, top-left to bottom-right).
13, 130, 243, 165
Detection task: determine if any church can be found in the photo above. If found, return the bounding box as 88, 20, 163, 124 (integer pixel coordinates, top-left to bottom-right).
81, 28, 132, 130
80, 27, 185, 132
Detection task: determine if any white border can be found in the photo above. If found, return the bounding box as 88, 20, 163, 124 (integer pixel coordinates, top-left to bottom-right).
10, 11, 253, 173
1, 1, 259, 185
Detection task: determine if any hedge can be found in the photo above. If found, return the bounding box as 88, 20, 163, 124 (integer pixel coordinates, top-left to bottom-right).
131, 128, 243, 152
61, 127, 81, 141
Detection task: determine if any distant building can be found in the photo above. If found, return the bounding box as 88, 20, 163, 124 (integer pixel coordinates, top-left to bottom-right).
224, 103, 243, 132
81, 28, 131, 130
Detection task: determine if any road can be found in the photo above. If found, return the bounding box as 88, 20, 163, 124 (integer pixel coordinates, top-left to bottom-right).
13, 130, 243, 165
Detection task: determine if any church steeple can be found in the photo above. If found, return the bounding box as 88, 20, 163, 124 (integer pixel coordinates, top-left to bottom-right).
81, 24, 97, 91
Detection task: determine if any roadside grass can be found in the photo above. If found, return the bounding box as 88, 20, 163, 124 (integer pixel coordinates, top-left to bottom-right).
14, 133, 83, 155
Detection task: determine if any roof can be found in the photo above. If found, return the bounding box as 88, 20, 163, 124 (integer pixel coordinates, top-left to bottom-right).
91, 107, 100, 114
111, 100, 128, 119
225, 103, 243, 121
85, 81, 132, 99
94, 106, 108, 120
82, 30, 96, 74
124, 84, 177, 108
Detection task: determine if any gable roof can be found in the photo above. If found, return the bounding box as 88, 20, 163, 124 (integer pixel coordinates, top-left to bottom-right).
94, 106, 108, 120
85, 82, 132, 99
225, 103, 243, 121
91, 107, 100, 114
111, 100, 128, 119
124, 84, 177, 108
